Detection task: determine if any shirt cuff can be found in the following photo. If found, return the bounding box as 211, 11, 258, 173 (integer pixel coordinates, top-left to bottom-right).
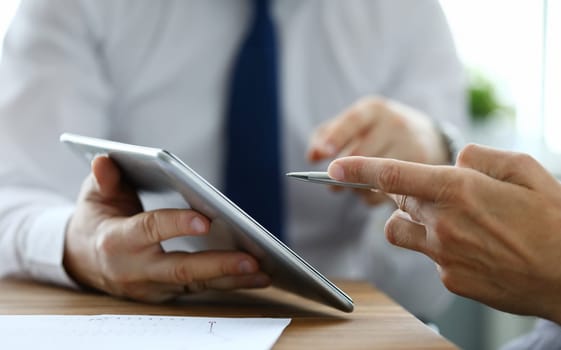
23, 205, 79, 289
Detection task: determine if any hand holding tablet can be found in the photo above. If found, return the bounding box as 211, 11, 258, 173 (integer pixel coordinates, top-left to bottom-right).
60, 133, 353, 312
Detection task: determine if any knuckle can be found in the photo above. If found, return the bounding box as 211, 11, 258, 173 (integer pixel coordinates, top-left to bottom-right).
376, 163, 402, 192
509, 151, 533, 164
345, 158, 367, 183
172, 263, 194, 284
173, 211, 186, 235
456, 144, 478, 166
95, 228, 120, 257
508, 152, 536, 171
221, 260, 233, 276
489, 151, 537, 182
141, 213, 162, 243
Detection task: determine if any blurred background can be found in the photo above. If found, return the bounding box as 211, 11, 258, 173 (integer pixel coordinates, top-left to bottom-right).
0, 1, 559, 349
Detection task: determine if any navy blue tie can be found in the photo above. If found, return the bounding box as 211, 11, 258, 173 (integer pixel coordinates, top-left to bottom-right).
224, 0, 284, 241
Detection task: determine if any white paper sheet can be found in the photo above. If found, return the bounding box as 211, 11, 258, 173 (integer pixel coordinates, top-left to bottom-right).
0, 315, 291, 350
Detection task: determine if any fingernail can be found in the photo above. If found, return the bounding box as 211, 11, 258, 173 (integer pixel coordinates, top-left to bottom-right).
329, 163, 345, 181
238, 260, 256, 274
190, 217, 206, 234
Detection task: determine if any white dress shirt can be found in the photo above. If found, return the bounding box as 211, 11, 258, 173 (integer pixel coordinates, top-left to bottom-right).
0, 0, 466, 319
501, 319, 561, 350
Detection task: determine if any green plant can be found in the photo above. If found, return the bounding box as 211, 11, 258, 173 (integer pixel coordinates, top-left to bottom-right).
467, 70, 513, 122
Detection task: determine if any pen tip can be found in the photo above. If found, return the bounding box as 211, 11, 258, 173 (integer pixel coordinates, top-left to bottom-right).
286, 172, 308, 180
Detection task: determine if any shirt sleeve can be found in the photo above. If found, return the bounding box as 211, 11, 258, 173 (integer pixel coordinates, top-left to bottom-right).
0, 193, 77, 288
380, 0, 469, 135
500, 319, 561, 350
0, 0, 111, 286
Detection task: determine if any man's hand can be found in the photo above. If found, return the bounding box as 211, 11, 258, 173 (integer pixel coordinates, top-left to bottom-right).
328, 144, 561, 324
64, 156, 270, 302
308, 96, 448, 205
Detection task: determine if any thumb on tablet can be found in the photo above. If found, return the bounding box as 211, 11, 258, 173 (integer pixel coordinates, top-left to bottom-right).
91, 155, 125, 199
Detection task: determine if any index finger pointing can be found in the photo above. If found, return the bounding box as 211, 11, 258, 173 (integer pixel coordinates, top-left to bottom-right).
328, 156, 458, 201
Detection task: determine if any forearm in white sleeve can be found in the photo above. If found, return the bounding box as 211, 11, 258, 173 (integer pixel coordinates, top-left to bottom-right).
0, 0, 111, 286
0, 188, 76, 287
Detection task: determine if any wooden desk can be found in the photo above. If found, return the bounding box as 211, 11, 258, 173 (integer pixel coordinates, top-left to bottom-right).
0, 279, 456, 349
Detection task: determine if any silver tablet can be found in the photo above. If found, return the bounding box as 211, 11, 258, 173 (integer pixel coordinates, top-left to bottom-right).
60, 133, 353, 313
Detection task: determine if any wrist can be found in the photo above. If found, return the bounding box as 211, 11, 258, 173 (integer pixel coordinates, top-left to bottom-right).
63, 215, 103, 292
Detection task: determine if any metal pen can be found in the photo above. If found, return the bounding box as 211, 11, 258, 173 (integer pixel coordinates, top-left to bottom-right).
286, 171, 374, 189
